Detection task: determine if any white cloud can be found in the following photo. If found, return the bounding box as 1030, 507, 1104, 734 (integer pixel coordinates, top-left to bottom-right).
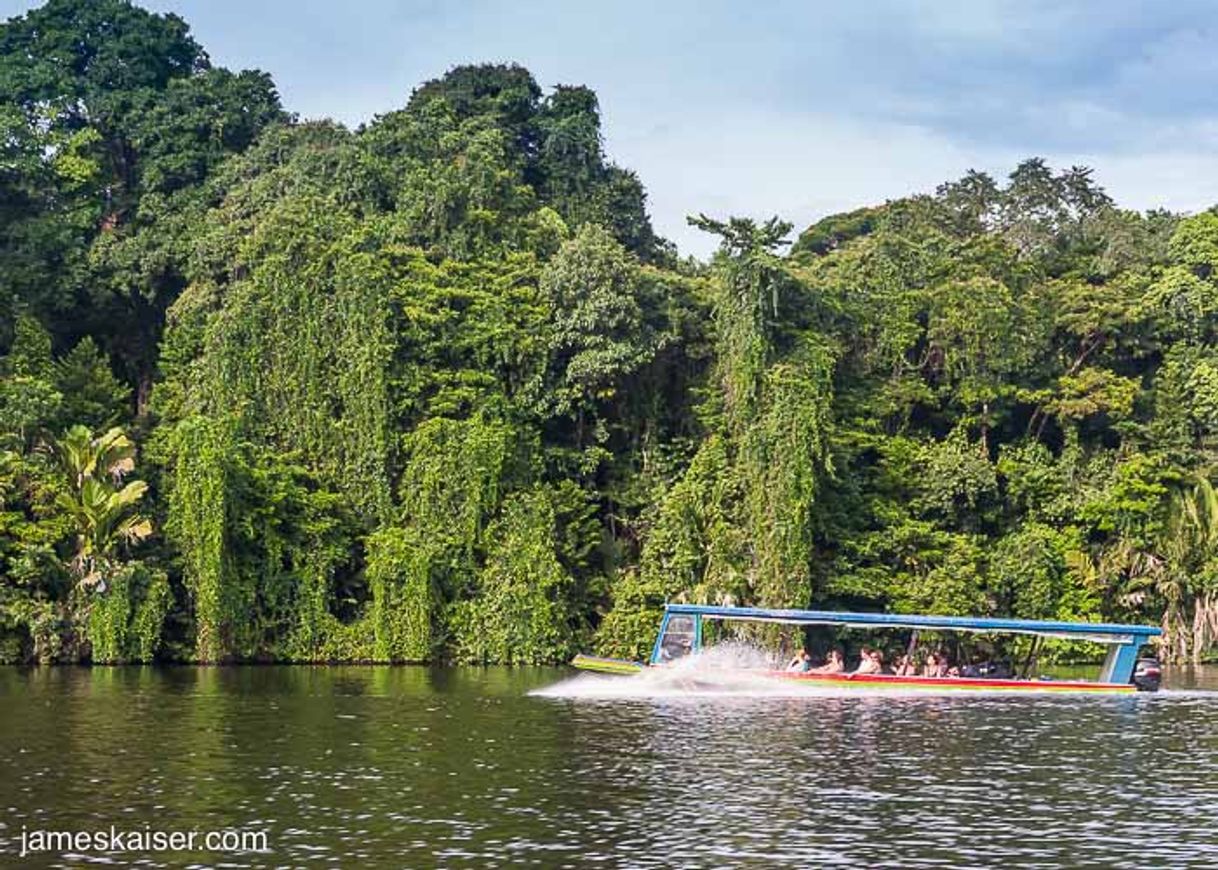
606, 109, 1008, 256
1082, 151, 1218, 216
607, 105, 1218, 257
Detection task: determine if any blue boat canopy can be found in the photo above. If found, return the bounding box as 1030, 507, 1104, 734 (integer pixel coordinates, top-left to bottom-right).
662, 603, 1161, 644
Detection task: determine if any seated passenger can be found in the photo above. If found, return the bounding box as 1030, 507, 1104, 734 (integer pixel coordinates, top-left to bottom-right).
922, 652, 951, 678
658, 638, 692, 662
894, 654, 917, 677
852, 646, 882, 675
786, 648, 813, 672
811, 649, 844, 673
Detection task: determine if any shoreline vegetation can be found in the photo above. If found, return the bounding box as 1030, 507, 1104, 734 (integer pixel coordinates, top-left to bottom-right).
3, 0, 1218, 668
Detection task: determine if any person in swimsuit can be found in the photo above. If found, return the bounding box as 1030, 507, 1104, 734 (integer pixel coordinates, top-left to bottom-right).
811, 649, 845, 673
786, 648, 813, 672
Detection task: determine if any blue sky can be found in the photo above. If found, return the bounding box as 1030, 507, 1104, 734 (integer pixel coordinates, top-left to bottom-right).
5, 0, 1218, 256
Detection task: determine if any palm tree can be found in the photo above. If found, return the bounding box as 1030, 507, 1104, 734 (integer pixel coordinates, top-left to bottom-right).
1085, 476, 1218, 664
51, 425, 153, 590
1156, 477, 1218, 663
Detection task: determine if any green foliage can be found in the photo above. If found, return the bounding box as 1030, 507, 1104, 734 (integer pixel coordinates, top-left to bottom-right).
402, 65, 660, 258
915, 426, 999, 526
0, 377, 62, 453
164, 416, 232, 662
536, 224, 661, 415
791, 206, 882, 257
164, 415, 363, 662
0, 0, 283, 403
597, 217, 834, 658
52, 425, 153, 586
6, 315, 54, 377
52, 339, 131, 430
367, 526, 433, 661
88, 562, 172, 663
597, 435, 740, 659
0, 446, 73, 662
451, 489, 578, 663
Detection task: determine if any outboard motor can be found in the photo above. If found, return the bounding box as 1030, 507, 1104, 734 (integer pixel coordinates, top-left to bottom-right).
1132, 657, 1162, 692
977, 660, 1012, 679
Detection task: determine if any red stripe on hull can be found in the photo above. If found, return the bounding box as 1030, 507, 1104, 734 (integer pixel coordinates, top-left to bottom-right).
767, 670, 1132, 692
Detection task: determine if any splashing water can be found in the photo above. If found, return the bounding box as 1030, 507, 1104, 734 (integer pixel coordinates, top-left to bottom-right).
531, 642, 843, 699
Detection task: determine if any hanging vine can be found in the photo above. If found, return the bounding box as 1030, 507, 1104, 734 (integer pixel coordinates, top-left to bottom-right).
451, 488, 576, 664
166, 415, 236, 663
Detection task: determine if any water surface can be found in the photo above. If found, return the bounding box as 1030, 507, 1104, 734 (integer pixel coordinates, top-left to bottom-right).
2, 665, 1217, 867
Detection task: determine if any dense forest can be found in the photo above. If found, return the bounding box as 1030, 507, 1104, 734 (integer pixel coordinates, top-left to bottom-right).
3, 0, 1218, 666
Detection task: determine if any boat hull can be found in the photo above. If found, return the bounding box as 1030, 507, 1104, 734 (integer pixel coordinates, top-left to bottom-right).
569, 655, 1136, 693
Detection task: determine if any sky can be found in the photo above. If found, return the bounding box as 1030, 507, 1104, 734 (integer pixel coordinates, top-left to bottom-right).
5, 0, 1218, 256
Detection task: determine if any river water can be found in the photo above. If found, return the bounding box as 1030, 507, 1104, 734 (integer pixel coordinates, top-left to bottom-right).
2, 662, 1217, 868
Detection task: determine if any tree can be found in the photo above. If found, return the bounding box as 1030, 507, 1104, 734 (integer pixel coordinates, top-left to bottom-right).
1154, 478, 1218, 663
51, 425, 152, 590
537, 225, 659, 421
0, 0, 283, 410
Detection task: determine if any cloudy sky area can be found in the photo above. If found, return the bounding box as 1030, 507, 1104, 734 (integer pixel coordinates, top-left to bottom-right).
6, 0, 1218, 256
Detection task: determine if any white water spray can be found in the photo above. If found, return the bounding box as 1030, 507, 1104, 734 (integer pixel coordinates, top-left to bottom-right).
530, 642, 861, 699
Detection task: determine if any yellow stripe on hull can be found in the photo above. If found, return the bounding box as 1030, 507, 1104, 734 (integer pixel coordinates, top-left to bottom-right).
571, 654, 644, 675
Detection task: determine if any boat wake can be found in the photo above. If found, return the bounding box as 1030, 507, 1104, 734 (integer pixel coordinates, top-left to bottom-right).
531, 642, 792, 699
530, 643, 993, 700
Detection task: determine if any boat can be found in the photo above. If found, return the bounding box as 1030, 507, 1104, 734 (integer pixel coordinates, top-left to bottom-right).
572, 604, 1164, 693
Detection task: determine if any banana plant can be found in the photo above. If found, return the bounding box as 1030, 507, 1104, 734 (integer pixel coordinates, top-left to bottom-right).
50, 425, 153, 590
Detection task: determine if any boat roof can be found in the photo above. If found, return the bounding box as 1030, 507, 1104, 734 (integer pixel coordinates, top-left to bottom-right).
663, 604, 1161, 644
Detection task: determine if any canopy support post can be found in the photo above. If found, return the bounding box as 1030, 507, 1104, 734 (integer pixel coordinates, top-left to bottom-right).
650, 611, 672, 666
1100, 641, 1140, 685
1019, 636, 1041, 679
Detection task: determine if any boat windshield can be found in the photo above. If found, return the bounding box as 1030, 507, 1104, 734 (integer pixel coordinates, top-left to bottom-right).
658, 615, 696, 662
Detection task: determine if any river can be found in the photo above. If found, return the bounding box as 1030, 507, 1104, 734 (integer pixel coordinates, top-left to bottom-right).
2, 664, 1217, 867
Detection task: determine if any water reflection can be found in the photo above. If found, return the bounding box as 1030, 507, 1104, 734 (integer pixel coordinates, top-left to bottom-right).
0, 666, 1216, 867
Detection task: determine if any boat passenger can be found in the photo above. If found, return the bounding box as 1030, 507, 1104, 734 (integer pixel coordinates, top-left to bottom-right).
894, 654, 917, 677
786, 648, 813, 673
658, 638, 691, 662
852, 646, 882, 675
811, 649, 844, 673
922, 652, 950, 678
